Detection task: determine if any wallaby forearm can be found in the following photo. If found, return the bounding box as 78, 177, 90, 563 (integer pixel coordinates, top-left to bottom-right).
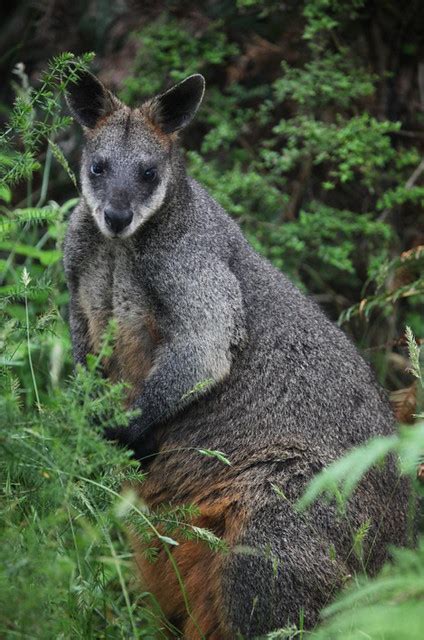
122, 337, 232, 444
69, 303, 91, 367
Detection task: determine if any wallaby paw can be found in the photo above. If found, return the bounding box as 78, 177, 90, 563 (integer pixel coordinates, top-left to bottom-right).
104, 424, 158, 464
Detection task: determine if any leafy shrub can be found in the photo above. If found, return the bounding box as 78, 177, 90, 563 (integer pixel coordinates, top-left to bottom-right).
0, 54, 224, 639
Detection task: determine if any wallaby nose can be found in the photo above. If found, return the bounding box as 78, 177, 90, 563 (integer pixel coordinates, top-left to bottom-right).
104, 208, 133, 234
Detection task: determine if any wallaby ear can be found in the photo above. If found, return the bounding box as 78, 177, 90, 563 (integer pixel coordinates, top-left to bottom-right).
148, 74, 205, 134
66, 70, 121, 129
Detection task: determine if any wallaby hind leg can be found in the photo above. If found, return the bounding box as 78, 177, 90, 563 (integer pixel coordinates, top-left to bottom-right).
135, 532, 232, 639
220, 501, 349, 639
133, 495, 240, 639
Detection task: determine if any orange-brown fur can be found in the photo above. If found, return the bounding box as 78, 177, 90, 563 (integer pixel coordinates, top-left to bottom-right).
85, 103, 129, 138
139, 103, 178, 147
132, 481, 246, 639
110, 314, 161, 406
79, 293, 162, 405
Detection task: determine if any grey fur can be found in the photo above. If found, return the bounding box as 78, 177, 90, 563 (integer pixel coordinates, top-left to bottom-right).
64, 73, 410, 638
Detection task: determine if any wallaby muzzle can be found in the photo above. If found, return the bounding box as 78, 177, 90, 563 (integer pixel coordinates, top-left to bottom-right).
104, 208, 133, 234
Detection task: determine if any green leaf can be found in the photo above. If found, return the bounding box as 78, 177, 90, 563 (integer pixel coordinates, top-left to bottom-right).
48, 139, 78, 188
0, 241, 62, 265
197, 449, 232, 466
297, 435, 398, 510
157, 535, 179, 546
0, 182, 12, 202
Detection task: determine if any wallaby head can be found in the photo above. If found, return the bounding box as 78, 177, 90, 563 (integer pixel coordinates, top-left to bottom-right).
66, 71, 205, 238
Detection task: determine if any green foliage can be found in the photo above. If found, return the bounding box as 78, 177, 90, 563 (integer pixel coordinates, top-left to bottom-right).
1, 360, 145, 637
297, 435, 399, 510
0, 53, 93, 190
272, 53, 375, 108
303, 0, 367, 41
0, 54, 228, 640
339, 246, 424, 325
120, 16, 238, 103
310, 541, 424, 640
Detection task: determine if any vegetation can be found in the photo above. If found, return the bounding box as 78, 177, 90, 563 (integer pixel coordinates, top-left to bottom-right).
0, 1, 423, 638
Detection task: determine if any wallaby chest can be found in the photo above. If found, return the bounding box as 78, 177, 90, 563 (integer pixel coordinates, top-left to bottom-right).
77, 242, 160, 402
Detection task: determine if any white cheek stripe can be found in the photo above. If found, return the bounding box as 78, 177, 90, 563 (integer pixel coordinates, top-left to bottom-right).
135, 180, 168, 227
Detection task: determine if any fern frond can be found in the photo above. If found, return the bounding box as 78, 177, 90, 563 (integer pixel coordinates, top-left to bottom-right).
297, 436, 398, 510
0, 206, 59, 236
48, 140, 78, 188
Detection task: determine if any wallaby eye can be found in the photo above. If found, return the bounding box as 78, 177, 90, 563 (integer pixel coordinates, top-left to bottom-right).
143, 167, 157, 182
90, 161, 105, 176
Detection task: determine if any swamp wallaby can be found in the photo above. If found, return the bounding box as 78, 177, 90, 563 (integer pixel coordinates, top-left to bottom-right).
64, 71, 409, 639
